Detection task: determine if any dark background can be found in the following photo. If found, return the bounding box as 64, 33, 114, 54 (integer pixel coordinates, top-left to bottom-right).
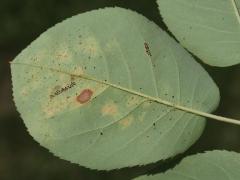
0, 0, 240, 179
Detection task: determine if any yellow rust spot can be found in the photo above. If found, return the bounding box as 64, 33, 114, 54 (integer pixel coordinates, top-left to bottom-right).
58, 74, 68, 82
56, 51, 68, 59
32, 50, 47, 62
79, 37, 100, 57
119, 116, 134, 129
101, 101, 118, 116
42, 93, 82, 119
73, 66, 84, 76
42, 106, 56, 118
54, 44, 72, 63
20, 87, 29, 96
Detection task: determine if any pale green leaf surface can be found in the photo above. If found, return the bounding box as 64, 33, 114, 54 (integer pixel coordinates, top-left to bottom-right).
11, 7, 219, 170
157, 0, 240, 67
135, 150, 240, 180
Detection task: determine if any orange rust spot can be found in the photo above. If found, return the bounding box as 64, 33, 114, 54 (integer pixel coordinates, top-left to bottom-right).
101, 101, 118, 116
76, 89, 93, 104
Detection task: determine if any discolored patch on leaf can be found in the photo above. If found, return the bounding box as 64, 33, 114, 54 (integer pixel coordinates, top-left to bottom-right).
20, 87, 29, 96
54, 44, 72, 63
76, 89, 93, 104
72, 66, 84, 75
101, 101, 118, 116
79, 37, 100, 57
119, 115, 134, 129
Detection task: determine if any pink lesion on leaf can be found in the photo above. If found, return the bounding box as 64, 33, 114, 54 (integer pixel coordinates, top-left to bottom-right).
76, 89, 93, 104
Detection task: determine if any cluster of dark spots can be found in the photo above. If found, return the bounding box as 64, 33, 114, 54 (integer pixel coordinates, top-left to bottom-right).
50, 81, 76, 98
144, 42, 152, 57
76, 89, 93, 104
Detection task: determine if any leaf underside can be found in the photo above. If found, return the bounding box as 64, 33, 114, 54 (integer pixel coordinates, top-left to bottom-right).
157, 0, 240, 67
135, 150, 240, 180
11, 7, 219, 170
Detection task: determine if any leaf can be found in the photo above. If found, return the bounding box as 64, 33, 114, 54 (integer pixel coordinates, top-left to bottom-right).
11, 7, 220, 170
135, 150, 240, 180
157, 0, 240, 67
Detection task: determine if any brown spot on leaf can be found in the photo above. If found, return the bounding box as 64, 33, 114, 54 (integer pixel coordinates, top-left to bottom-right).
76, 89, 93, 104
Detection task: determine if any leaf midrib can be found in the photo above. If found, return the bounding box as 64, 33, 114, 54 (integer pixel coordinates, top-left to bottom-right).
230, 0, 240, 24
11, 62, 240, 126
